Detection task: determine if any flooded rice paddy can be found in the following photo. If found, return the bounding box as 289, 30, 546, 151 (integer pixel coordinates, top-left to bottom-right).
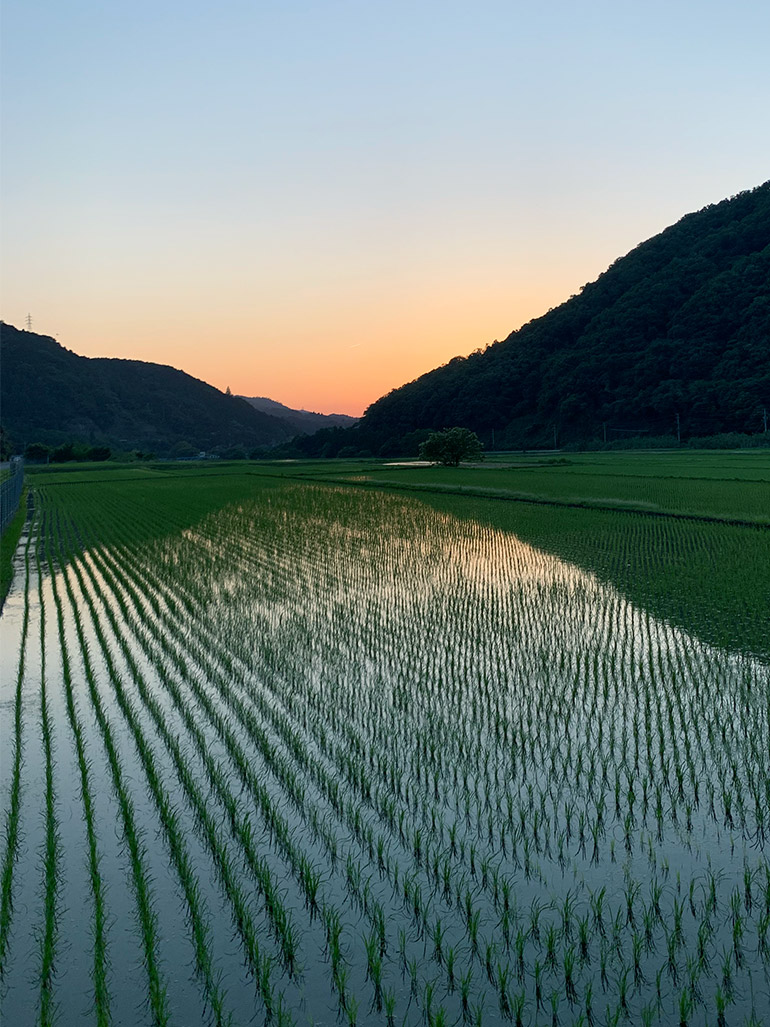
1, 481, 768, 1026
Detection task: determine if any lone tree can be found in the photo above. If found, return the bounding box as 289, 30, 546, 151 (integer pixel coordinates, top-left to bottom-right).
419, 427, 483, 466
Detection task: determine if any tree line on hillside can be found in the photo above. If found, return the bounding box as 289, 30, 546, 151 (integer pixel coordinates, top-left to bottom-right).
261, 425, 768, 461
19, 440, 257, 463
24, 442, 113, 463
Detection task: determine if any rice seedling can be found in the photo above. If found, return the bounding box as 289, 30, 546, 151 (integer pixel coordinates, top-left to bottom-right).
678, 985, 693, 1026
408, 956, 419, 995
460, 966, 473, 1016
549, 987, 561, 1026
564, 944, 578, 1003
344, 992, 358, 1027
545, 923, 558, 969
584, 981, 594, 1025
496, 960, 511, 1017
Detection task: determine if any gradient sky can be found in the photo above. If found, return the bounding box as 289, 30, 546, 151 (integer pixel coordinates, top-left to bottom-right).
2, 1, 769, 415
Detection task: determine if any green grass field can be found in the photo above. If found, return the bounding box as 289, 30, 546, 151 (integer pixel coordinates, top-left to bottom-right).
1, 453, 768, 1026
324, 451, 770, 524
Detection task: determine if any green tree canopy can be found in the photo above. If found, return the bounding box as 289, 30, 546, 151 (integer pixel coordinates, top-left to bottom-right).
419, 427, 483, 466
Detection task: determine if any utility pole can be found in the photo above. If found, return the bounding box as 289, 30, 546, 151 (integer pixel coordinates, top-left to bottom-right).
603, 422, 607, 444
764, 407, 768, 435
25, 313, 32, 331
553, 424, 558, 450
491, 427, 495, 451
675, 412, 681, 444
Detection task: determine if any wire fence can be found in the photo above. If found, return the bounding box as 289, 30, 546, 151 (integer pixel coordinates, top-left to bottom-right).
1, 460, 25, 535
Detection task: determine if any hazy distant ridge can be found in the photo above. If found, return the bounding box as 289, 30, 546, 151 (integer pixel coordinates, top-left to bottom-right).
240, 395, 358, 435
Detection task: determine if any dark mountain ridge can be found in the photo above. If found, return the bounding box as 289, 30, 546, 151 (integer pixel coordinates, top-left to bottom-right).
293, 182, 770, 456
240, 395, 358, 435
0, 325, 294, 453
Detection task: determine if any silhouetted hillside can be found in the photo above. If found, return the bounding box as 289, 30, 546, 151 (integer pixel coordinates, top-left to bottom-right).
290, 182, 770, 456
240, 395, 358, 435
0, 325, 294, 453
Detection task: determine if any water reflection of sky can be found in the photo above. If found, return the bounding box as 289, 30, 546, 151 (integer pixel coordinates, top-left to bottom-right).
3, 485, 766, 1026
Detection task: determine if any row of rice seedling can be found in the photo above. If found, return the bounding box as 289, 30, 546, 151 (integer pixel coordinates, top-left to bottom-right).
35, 514, 63, 1027
2, 474, 767, 1025
0, 520, 58, 1020
0, 513, 35, 973
432, 486, 770, 661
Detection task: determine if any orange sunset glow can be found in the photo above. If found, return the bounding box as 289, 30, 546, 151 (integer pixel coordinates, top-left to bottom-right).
3, 2, 769, 415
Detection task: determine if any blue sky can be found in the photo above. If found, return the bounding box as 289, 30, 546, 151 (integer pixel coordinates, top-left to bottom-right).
2, 1, 768, 413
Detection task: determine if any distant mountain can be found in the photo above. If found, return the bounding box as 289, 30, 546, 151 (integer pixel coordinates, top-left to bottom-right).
0, 325, 295, 453
240, 395, 358, 435
288, 182, 770, 457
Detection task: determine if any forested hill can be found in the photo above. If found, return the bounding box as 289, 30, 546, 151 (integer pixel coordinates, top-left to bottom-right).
0, 325, 294, 453
305, 182, 770, 456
